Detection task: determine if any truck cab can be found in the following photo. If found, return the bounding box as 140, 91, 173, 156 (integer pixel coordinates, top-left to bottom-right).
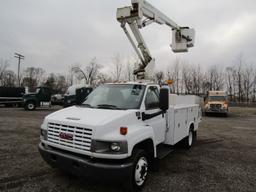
39, 82, 201, 191
23, 87, 52, 110
63, 85, 93, 108
204, 91, 228, 116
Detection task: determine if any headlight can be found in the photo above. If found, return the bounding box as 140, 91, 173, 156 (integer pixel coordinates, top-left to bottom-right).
110, 142, 121, 152
91, 140, 128, 154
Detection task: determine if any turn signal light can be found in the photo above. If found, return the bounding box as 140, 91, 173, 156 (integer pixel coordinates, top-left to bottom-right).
120, 127, 128, 135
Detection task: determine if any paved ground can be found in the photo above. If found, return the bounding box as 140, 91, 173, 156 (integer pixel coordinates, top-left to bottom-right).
0, 107, 255, 192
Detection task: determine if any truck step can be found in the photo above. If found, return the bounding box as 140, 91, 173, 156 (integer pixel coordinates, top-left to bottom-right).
156, 144, 174, 159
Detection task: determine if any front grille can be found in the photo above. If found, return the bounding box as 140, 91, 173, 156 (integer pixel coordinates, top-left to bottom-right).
47, 122, 92, 151
210, 104, 221, 111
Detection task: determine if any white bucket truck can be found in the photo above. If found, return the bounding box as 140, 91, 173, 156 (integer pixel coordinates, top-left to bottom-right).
39, 0, 198, 190
39, 82, 202, 190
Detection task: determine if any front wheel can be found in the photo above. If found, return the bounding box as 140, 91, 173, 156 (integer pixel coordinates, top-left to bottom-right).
128, 149, 149, 192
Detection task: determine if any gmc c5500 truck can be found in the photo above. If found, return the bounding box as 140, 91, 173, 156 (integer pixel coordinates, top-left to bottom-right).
39, 82, 202, 191
39, 0, 198, 190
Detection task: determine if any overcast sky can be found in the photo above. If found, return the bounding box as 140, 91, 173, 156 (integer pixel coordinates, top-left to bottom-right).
0, 0, 256, 75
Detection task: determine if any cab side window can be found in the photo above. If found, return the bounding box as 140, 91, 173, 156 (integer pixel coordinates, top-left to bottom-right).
145, 86, 159, 110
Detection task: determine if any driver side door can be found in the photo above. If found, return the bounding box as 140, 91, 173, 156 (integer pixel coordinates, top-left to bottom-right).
143, 86, 166, 144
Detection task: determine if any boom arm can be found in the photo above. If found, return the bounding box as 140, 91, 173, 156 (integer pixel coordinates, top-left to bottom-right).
117, 0, 195, 79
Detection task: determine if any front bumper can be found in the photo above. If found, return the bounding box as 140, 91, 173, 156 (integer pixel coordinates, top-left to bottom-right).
38, 143, 132, 180
205, 108, 228, 114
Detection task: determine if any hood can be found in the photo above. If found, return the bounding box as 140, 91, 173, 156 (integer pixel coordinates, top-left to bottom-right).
45, 106, 136, 128
23, 93, 37, 98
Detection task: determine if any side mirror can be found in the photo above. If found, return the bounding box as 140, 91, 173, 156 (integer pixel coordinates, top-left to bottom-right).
159, 88, 169, 111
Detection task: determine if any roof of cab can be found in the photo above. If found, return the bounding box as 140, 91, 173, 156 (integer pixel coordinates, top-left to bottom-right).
106, 81, 156, 86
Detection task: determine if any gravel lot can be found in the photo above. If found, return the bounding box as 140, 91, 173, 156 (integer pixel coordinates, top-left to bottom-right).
0, 107, 255, 192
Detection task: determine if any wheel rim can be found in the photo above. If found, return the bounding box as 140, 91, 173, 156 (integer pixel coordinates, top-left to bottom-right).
28, 103, 34, 110
189, 130, 193, 146
134, 157, 148, 186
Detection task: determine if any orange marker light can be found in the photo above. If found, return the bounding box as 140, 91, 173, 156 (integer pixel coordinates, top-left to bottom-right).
120, 127, 128, 135
167, 79, 174, 85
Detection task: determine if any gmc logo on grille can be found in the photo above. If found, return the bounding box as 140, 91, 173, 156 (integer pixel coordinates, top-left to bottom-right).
59, 132, 73, 140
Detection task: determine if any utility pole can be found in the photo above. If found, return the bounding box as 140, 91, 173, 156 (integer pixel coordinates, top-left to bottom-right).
14, 53, 25, 86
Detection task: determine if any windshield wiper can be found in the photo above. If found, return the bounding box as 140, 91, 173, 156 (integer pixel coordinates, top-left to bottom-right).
96, 104, 123, 110
79, 103, 93, 108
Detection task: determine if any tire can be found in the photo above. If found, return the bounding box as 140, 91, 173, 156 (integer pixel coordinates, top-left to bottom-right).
25, 101, 36, 111
184, 127, 195, 149
128, 149, 149, 192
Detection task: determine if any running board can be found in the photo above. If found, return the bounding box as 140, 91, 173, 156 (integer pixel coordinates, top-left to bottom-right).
156, 144, 174, 159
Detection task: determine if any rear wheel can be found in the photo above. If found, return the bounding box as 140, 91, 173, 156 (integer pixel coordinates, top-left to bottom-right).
184, 127, 196, 149
25, 101, 36, 111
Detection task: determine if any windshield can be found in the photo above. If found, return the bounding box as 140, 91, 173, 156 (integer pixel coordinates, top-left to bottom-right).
35, 88, 41, 94
209, 96, 226, 101
82, 84, 146, 110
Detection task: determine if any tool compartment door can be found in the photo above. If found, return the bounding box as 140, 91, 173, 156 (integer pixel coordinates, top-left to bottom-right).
188, 105, 200, 131
173, 107, 188, 144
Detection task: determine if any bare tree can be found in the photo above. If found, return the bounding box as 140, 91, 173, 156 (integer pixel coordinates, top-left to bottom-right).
154, 71, 164, 85
226, 67, 234, 101
66, 65, 76, 86
0, 59, 9, 86
96, 73, 112, 85
112, 54, 123, 81
207, 65, 224, 91
73, 58, 101, 85
236, 55, 243, 102
181, 63, 205, 95
181, 64, 192, 94
44, 73, 56, 89
86, 58, 101, 85
22, 67, 45, 90
191, 64, 203, 94
252, 70, 256, 102
167, 58, 182, 94
242, 64, 254, 102
159, 55, 256, 103
125, 59, 135, 81
173, 59, 181, 94
1, 70, 16, 87
55, 75, 68, 93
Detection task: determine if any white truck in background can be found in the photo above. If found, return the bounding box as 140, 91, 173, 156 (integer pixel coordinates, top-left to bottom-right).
39, 0, 198, 191
204, 91, 229, 116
